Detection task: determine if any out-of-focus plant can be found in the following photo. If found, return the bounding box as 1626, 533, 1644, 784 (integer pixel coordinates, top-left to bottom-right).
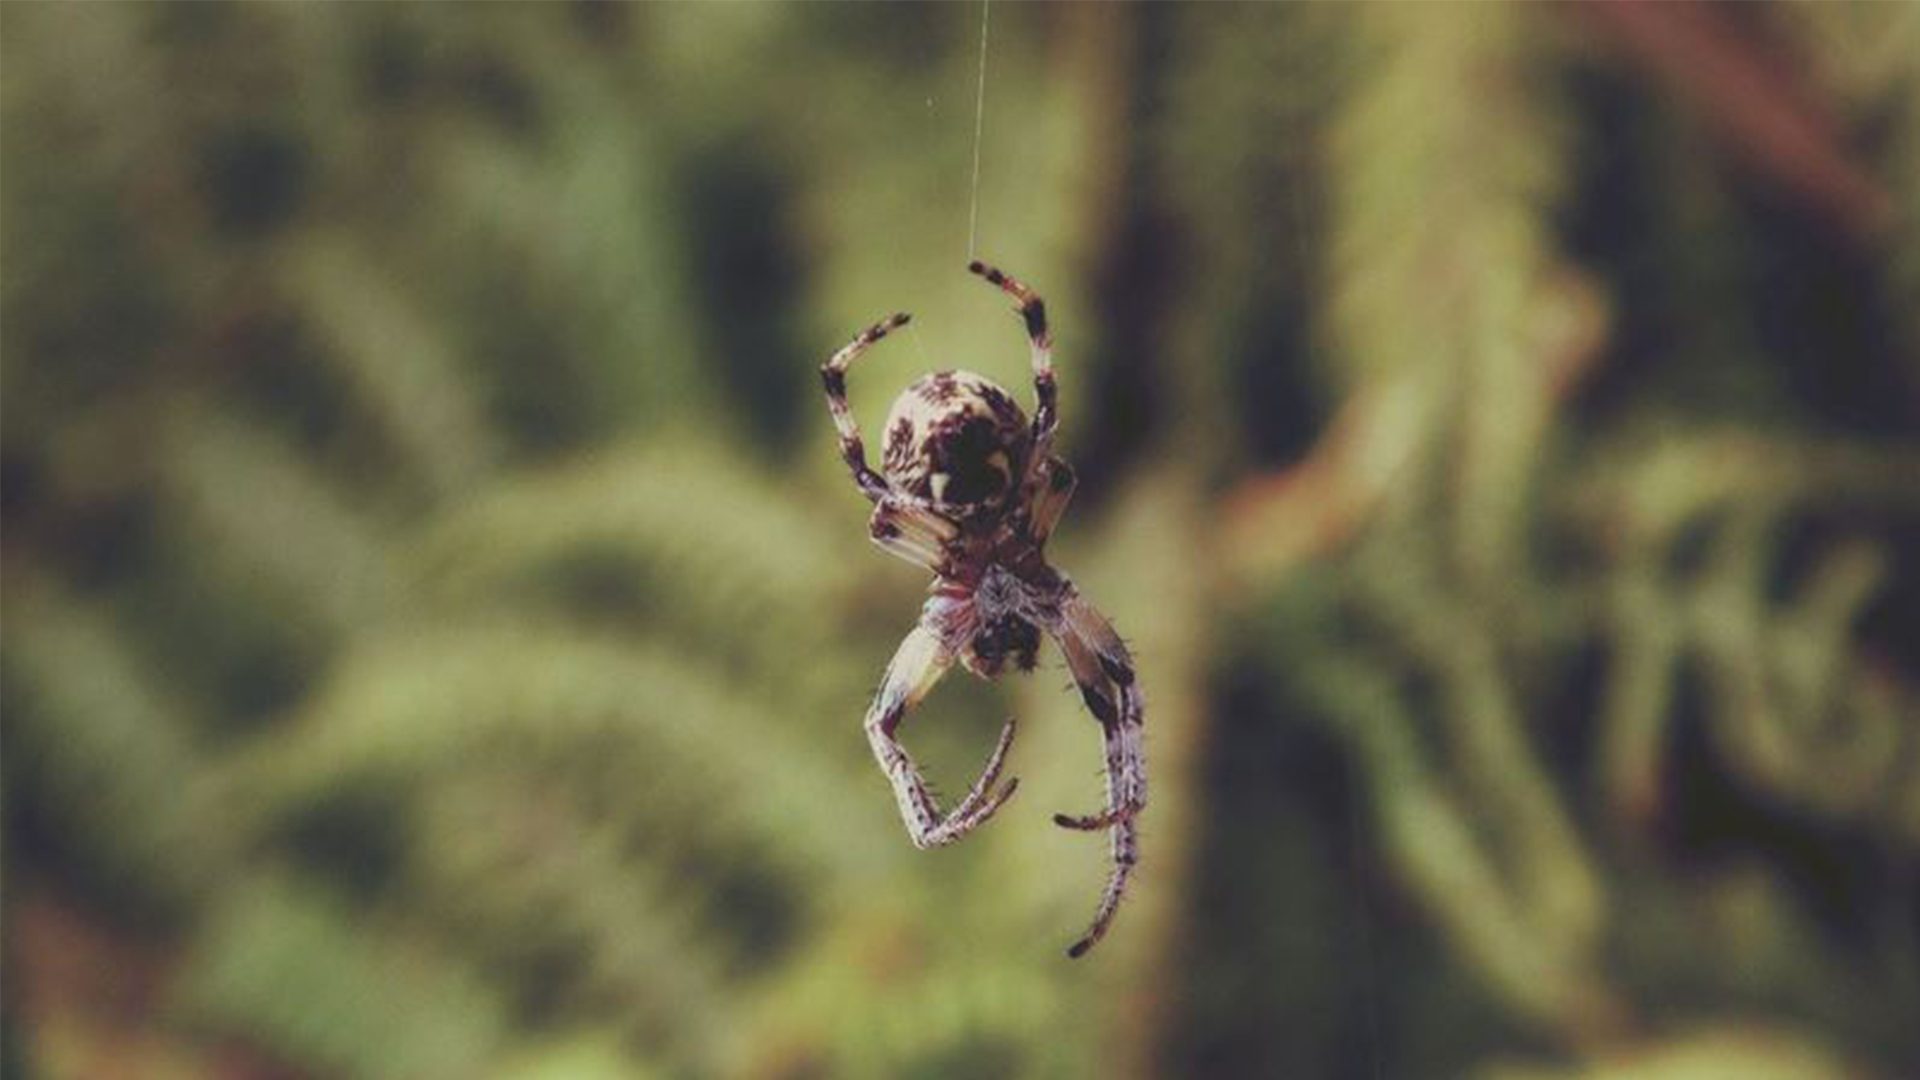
2, 4, 1204, 1077
5, 2, 1917, 1078
1209, 3, 1920, 1076
1224, 2, 1626, 1047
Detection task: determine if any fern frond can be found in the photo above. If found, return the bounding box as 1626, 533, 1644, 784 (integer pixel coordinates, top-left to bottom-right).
173, 877, 509, 1079
0, 577, 223, 915
408, 439, 854, 673
1260, 587, 1622, 1040
1302, 5, 1615, 1039
158, 402, 398, 638
228, 620, 890, 881
406, 773, 732, 1068
1337, 5, 1580, 580
739, 905, 1061, 1079
281, 236, 501, 500
423, 96, 720, 433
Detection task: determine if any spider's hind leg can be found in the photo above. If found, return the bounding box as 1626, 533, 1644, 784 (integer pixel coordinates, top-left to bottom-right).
1046, 587, 1146, 958
1068, 817, 1138, 959
1051, 601, 1145, 832
864, 624, 1021, 850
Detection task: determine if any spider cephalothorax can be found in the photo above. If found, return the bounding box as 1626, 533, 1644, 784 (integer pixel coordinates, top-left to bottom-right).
821, 261, 1146, 958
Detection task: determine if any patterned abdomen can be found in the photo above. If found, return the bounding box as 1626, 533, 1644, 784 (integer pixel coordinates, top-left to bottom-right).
881, 370, 1029, 512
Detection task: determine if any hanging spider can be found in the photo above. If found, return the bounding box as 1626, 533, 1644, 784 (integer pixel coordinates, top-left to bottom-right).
820, 260, 1145, 958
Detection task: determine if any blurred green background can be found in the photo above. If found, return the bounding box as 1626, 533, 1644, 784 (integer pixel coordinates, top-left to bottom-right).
4, 3, 1919, 1078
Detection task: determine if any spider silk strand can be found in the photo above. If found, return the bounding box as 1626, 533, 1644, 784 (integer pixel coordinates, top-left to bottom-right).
966, 0, 991, 261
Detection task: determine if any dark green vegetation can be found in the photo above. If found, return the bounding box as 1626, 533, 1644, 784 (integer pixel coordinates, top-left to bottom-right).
4, 4, 1917, 1077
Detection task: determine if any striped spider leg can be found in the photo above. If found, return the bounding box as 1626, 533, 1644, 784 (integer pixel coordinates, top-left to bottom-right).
864, 620, 1021, 849
1047, 588, 1146, 957
968, 258, 1058, 469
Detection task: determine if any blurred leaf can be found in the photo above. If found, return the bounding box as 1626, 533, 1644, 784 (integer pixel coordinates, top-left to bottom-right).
174, 879, 509, 1079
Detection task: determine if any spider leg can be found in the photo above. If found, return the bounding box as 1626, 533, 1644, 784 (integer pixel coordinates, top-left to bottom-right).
1068, 816, 1138, 959
1046, 588, 1145, 958
1028, 456, 1077, 547
865, 623, 1021, 850
822, 312, 911, 503
1051, 590, 1145, 832
869, 499, 959, 573
966, 260, 1057, 462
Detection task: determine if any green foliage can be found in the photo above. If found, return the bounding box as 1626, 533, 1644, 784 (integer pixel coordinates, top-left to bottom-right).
4, 3, 1917, 1078
174, 880, 511, 1079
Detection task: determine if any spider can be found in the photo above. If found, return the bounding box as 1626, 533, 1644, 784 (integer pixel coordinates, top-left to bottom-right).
820, 260, 1145, 958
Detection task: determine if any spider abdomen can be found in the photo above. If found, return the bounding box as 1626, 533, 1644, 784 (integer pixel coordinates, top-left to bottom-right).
881, 370, 1029, 513
963, 613, 1041, 679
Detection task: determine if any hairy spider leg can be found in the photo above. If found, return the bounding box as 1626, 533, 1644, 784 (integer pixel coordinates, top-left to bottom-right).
822, 312, 912, 503
869, 501, 958, 573
1049, 589, 1146, 958
1052, 590, 1146, 830
1028, 456, 1077, 547
865, 624, 1021, 849
1068, 811, 1138, 959
967, 260, 1057, 466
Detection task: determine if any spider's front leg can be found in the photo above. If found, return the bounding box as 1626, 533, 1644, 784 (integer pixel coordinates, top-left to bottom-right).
1048, 588, 1146, 958
967, 260, 1057, 463
865, 624, 1021, 850
869, 499, 959, 573
821, 311, 911, 503
1028, 456, 1077, 547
